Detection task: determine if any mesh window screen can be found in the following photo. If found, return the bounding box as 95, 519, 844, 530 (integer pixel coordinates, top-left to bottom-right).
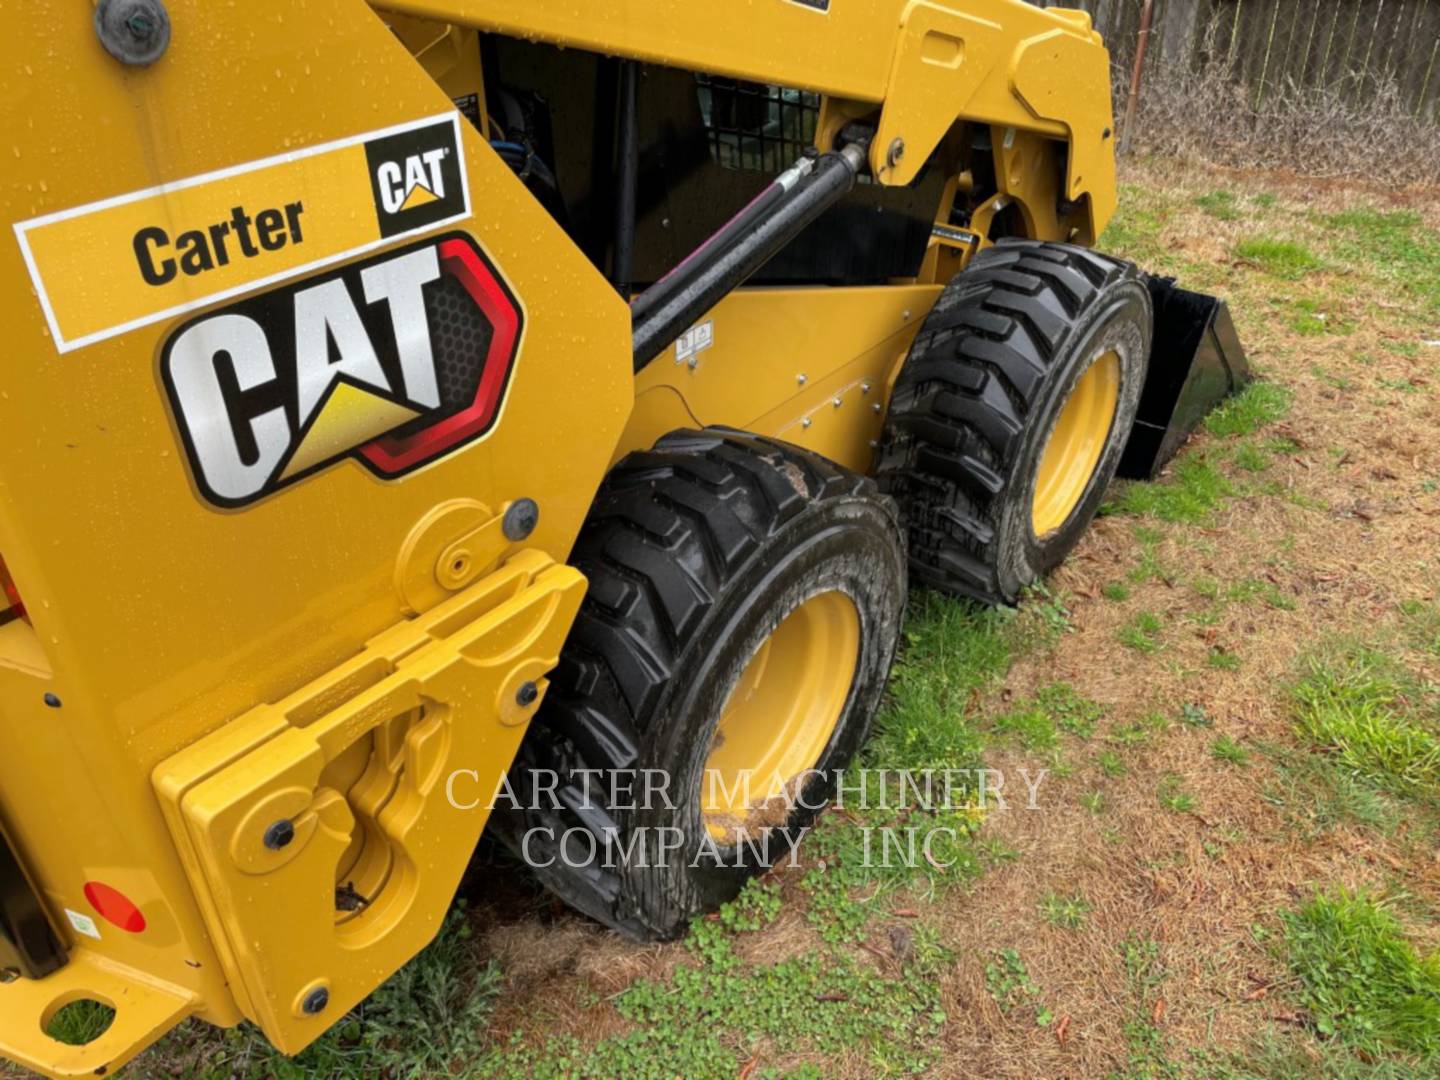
695, 75, 820, 172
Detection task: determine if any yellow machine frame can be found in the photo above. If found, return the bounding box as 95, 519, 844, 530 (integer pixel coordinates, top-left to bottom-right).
0, 2, 1115, 1074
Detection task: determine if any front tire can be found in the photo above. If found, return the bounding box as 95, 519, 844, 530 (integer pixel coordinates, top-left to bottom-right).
490, 428, 907, 939
877, 239, 1152, 604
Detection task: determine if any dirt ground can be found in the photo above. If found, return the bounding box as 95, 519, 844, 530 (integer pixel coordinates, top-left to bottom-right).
11, 158, 1439, 1080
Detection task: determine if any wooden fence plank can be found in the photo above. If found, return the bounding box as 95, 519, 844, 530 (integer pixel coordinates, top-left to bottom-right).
1318, 1, 1347, 85
1033, 0, 1439, 120
1295, 0, 1324, 86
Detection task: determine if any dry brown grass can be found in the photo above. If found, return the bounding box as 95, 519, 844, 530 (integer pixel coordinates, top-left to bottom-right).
1122, 22, 1440, 188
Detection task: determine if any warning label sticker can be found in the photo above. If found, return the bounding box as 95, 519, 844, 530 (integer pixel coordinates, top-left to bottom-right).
13, 112, 471, 354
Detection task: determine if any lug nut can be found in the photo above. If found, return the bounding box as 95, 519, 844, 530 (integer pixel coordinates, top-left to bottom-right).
263, 820, 295, 851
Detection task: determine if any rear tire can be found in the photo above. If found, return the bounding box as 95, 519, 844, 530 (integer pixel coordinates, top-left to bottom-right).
876, 239, 1152, 604
489, 428, 907, 939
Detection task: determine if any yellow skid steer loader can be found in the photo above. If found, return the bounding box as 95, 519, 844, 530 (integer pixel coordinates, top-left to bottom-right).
0, 1, 1246, 1074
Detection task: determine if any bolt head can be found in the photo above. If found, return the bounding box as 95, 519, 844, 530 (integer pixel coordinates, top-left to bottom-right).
302, 987, 330, 1015
502, 498, 540, 542
263, 820, 296, 851
516, 681, 539, 707
43, 692, 61, 708
95, 0, 171, 66
887, 138, 906, 167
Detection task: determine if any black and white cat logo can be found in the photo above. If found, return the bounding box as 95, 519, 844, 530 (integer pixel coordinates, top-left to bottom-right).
365, 117, 468, 238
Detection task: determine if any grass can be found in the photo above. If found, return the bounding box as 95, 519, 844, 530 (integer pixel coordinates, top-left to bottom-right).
1100, 191, 1169, 265
1127, 525, 1171, 584
1207, 647, 1241, 671
1112, 711, 1172, 746
1399, 599, 1440, 657
990, 682, 1102, 750
1320, 207, 1440, 315
1106, 455, 1235, 524
160, 904, 502, 1080
798, 811, 981, 945
1037, 892, 1092, 930
1038, 684, 1103, 737
1226, 577, 1296, 611
1211, 736, 1250, 766
1235, 238, 1323, 279
46, 1001, 116, 1047
1231, 442, 1273, 472
984, 949, 1053, 1027
1096, 749, 1128, 777
1157, 775, 1196, 813
1291, 646, 1440, 793
492, 895, 954, 1078
1118, 611, 1164, 653
1197, 1032, 1440, 1079
1195, 190, 1240, 221
1280, 889, 1440, 1061
1260, 742, 1405, 837
1116, 935, 1182, 1079
1285, 297, 1353, 337
866, 591, 1011, 773
1179, 703, 1211, 728
1204, 382, 1293, 439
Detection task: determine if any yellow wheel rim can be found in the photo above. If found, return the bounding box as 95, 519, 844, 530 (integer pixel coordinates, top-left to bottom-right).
701, 591, 860, 843
1031, 350, 1121, 537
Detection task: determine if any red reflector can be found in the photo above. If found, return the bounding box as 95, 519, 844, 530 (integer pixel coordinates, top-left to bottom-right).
84, 882, 147, 934
0, 554, 25, 626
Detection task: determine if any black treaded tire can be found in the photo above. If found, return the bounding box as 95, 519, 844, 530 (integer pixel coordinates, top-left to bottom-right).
876, 238, 1152, 604
488, 428, 907, 940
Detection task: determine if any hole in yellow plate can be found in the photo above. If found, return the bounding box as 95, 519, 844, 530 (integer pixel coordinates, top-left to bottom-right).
44, 998, 116, 1047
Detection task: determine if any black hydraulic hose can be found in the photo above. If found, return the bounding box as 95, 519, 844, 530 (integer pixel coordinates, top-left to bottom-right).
628, 152, 814, 323
631, 143, 867, 372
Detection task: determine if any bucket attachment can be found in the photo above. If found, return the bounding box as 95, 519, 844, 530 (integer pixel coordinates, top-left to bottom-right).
1118, 278, 1251, 479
